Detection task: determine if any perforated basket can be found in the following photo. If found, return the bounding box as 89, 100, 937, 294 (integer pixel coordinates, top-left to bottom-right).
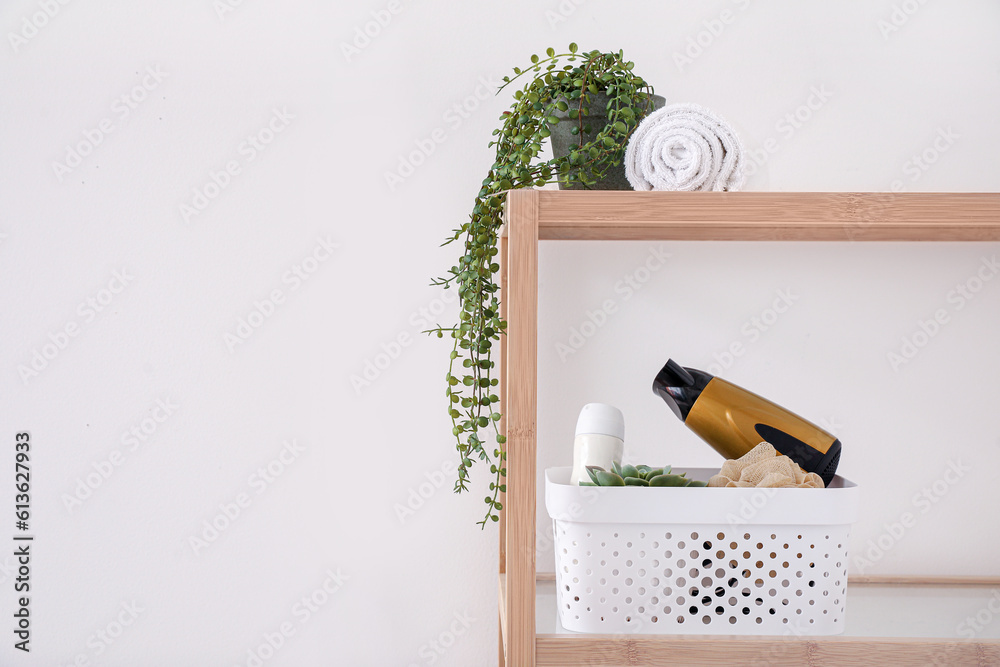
545, 467, 859, 635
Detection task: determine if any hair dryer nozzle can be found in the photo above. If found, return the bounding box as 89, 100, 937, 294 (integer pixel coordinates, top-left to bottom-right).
652, 359, 714, 422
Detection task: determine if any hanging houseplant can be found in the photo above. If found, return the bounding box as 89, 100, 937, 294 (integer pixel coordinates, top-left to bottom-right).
428, 44, 659, 526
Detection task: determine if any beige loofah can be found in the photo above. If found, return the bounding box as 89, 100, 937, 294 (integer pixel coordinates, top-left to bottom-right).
708, 442, 825, 489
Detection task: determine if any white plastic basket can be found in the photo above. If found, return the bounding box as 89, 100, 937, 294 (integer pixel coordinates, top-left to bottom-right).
545, 466, 859, 635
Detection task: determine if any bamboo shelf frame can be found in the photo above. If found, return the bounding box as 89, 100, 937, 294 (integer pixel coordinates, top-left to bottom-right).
496, 190, 1000, 667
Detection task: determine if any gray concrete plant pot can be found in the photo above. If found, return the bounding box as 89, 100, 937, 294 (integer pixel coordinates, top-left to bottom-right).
548, 92, 666, 190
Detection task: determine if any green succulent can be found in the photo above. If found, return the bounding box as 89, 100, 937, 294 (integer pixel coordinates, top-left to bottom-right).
582, 462, 707, 487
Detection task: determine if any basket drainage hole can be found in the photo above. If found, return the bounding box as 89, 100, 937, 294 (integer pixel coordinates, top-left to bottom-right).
702, 616, 711, 625
574, 596, 579, 602
652, 616, 658, 623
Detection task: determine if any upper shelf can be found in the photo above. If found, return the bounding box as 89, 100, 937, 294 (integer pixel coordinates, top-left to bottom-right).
502, 190, 1000, 242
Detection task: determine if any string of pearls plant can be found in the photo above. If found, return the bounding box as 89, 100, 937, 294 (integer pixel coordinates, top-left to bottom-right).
427, 44, 655, 527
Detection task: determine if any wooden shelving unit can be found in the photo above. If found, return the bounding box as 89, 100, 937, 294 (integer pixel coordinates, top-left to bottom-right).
495, 190, 1000, 667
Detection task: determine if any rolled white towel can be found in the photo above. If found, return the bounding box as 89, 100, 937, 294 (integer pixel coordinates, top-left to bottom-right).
624, 103, 745, 192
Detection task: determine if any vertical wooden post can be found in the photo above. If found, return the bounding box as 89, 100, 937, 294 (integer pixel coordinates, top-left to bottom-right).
497, 610, 506, 667
498, 230, 508, 577
498, 222, 509, 667
504, 189, 538, 667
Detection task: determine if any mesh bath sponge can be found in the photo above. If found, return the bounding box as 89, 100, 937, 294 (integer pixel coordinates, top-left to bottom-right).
708, 442, 824, 488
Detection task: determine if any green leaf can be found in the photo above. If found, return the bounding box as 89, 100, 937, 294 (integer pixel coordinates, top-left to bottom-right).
595, 471, 625, 486
621, 464, 639, 479
649, 474, 691, 487
624, 477, 649, 487
586, 466, 603, 484
569, 42, 578, 53
613, 121, 627, 133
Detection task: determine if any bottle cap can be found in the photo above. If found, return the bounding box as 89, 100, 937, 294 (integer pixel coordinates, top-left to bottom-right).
575, 403, 625, 441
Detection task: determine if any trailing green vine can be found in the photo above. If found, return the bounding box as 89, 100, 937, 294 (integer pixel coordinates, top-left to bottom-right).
426, 44, 655, 527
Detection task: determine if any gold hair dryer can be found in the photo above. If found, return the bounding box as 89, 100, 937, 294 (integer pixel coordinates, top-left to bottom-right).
652, 359, 842, 486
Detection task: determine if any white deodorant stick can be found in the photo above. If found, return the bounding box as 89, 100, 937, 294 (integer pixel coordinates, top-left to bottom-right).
570, 403, 625, 485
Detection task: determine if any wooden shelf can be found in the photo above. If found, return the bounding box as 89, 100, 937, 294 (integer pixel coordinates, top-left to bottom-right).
496, 190, 1000, 667
497, 574, 1000, 665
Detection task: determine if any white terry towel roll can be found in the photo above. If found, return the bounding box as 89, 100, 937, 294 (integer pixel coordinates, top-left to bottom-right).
624, 103, 745, 192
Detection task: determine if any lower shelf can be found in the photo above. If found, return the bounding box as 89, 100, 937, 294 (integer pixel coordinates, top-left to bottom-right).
527, 576, 1000, 666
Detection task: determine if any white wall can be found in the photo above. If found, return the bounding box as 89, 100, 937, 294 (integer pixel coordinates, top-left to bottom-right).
1, 0, 998, 665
